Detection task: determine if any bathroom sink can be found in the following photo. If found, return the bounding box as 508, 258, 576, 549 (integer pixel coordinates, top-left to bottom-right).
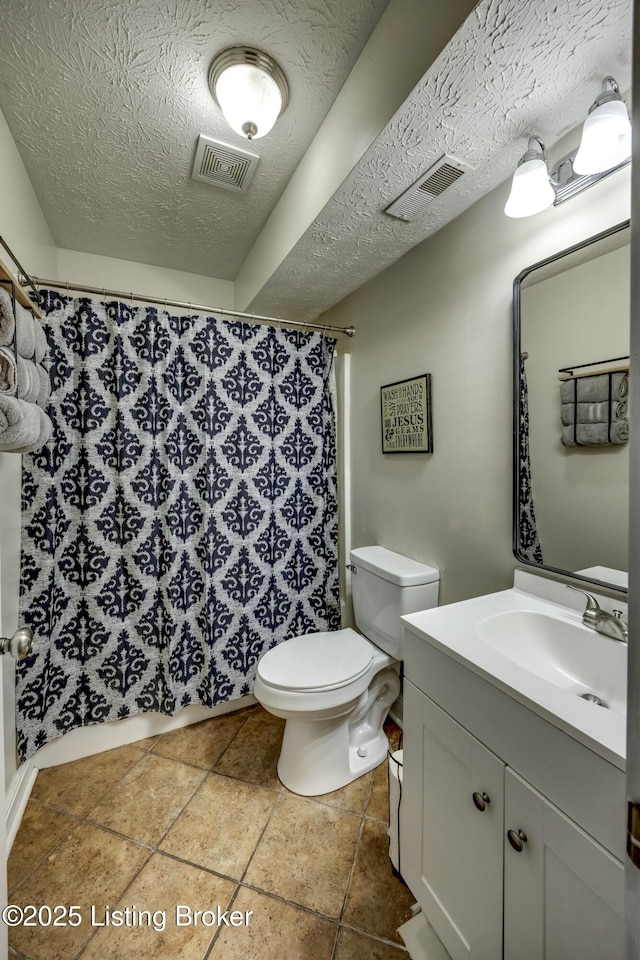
476, 610, 627, 714
402, 573, 628, 770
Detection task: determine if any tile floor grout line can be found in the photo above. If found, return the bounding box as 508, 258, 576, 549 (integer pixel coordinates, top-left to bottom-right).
237, 786, 287, 885
197, 765, 283, 796
72, 817, 158, 855
7, 945, 32, 960
73, 844, 156, 960
337, 919, 410, 952
149, 840, 254, 887
337, 806, 367, 927
201, 882, 243, 960
149, 766, 210, 853
7, 804, 86, 900
69, 750, 151, 824
234, 877, 348, 926
205, 709, 263, 773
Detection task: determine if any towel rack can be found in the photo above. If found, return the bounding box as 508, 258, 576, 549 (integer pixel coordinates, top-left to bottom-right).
558, 355, 629, 381
0, 255, 42, 319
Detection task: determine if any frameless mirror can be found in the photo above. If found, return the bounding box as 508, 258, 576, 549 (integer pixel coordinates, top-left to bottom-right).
513, 220, 630, 593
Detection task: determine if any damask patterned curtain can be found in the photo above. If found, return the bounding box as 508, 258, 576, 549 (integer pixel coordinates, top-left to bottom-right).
17, 292, 340, 760
518, 355, 543, 564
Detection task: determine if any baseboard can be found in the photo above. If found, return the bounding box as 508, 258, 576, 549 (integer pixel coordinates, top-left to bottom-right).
6, 758, 37, 853
32, 695, 257, 770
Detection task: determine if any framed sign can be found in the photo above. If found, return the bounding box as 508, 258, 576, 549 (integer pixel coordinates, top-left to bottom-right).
381, 374, 433, 453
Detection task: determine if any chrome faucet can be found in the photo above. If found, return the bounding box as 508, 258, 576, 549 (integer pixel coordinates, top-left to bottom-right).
566, 585, 628, 643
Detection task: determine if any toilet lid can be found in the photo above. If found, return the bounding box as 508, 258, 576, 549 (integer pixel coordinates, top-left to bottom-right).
258, 628, 373, 692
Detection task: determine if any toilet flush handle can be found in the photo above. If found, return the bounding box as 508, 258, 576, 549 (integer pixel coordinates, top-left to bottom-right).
346, 564, 358, 573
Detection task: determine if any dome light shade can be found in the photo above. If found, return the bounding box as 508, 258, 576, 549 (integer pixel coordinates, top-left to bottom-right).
573, 85, 631, 175
209, 47, 289, 140
504, 139, 555, 218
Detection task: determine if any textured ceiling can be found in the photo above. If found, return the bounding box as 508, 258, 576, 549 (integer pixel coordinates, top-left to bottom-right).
0, 0, 633, 318
250, 0, 633, 319
0, 0, 389, 279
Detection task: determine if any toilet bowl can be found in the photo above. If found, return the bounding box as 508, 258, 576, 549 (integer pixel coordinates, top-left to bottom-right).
254, 546, 440, 796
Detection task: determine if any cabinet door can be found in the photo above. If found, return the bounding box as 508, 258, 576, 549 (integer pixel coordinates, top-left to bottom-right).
504, 768, 624, 960
401, 680, 504, 960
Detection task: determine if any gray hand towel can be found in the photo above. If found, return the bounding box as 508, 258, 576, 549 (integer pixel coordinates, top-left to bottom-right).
0, 288, 16, 348
0, 347, 17, 393
33, 320, 47, 364
36, 364, 51, 406
560, 372, 628, 404
15, 302, 36, 360
562, 420, 629, 446
0, 396, 41, 451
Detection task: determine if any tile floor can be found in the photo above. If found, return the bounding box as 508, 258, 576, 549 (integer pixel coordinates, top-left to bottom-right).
7, 705, 414, 959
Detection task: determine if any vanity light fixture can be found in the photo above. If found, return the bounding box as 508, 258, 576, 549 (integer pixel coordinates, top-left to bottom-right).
208, 47, 289, 140
504, 137, 555, 218
573, 77, 631, 175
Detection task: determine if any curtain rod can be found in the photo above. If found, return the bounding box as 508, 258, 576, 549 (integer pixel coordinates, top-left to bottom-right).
31, 276, 355, 338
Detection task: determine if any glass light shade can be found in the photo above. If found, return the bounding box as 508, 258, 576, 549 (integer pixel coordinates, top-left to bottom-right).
214, 63, 282, 140
504, 158, 555, 218
573, 99, 632, 175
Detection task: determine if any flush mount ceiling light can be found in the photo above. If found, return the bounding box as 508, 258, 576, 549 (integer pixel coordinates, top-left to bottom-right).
573, 76, 631, 175
208, 47, 289, 140
504, 137, 556, 218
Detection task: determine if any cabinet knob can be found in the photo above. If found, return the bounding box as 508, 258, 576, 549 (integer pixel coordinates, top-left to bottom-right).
472, 791, 491, 812
507, 828, 528, 853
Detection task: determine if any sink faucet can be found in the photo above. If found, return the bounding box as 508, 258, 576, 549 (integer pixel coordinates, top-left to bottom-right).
566, 585, 628, 643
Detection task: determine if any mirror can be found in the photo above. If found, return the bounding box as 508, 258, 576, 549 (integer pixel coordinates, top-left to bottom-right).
513, 220, 630, 593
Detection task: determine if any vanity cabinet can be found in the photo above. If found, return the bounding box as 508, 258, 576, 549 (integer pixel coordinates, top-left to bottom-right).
401, 678, 625, 960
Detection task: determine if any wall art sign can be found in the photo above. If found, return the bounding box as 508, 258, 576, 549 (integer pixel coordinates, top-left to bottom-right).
381, 374, 433, 454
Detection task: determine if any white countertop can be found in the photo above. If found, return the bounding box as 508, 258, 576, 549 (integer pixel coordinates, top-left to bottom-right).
402, 583, 626, 771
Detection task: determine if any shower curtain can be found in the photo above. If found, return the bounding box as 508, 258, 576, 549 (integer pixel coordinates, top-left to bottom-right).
518, 355, 543, 564
17, 291, 340, 760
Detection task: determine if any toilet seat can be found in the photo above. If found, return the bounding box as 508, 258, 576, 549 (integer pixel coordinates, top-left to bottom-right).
257, 628, 373, 693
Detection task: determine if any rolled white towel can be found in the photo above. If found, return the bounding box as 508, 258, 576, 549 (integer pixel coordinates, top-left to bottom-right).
33, 320, 47, 364
0, 347, 17, 393
15, 302, 36, 360
16, 357, 40, 403
0, 396, 41, 451
36, 364, 51, 406
0, 288, 16, 348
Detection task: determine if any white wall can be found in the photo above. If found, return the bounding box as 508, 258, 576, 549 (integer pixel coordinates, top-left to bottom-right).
56, 248, 234, 311
523, 244, 629, 573
0, 106, 58, 796
324, 163, 631, 605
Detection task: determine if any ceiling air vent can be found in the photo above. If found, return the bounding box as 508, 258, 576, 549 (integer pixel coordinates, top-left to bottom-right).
385, 155, 470, 221
191, 135, 259, 193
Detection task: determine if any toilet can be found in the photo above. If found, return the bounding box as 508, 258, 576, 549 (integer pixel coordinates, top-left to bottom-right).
254, 545, 439, 796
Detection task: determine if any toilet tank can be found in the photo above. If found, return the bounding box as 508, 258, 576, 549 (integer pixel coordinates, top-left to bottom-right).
350, 546, 439, 658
